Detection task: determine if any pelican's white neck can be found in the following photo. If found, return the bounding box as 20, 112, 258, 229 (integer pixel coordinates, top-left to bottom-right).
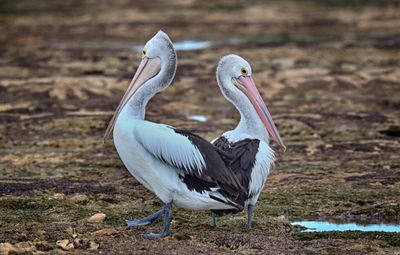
119, 55, 177, 121
122, 74, 161, 120
217, 73, 269, 143
235, 107, 269, 142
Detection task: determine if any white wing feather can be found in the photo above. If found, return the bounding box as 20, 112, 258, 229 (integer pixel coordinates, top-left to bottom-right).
133, 120, 206, 175
249, 141, 274, 198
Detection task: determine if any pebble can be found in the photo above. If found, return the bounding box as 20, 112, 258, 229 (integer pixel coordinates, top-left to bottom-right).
89, 213, 106, 222
70, 194, 89, 203
277, 215, 287, 222
56, 239, 74, 251
0, 242, 14, 254
52, 193, 66, 200
73, 238, 81, 245
93, 228, 118, 236
89, 241, 100, 250
0, 241, 38, 254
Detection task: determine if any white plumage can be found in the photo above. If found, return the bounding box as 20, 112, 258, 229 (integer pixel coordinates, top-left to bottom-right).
211, 54, 285, 230
248, 141, 274, 204
105, 32, 245, 238
134, 121, 206, 175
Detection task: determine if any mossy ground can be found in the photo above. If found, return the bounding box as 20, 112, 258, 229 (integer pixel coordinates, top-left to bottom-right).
1, 0, 399, 254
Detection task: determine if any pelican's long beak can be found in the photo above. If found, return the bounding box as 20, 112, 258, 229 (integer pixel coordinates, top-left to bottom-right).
103, 57, 161, 141
235, 76, 286, 151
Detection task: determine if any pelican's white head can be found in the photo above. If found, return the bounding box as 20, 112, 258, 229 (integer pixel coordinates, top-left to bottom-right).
104, 31, 177, 140
142, 31, 177, 74
216, 54, 285, 151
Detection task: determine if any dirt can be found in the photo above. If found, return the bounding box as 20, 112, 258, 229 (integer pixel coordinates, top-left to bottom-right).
0, 0, 399, 254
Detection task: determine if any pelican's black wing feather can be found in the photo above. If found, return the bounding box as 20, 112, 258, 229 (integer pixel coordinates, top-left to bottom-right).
174, 129, 247, 205
212, 136, 260, 215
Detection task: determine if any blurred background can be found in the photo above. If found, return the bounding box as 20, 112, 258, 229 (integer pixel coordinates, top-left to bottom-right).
0, 0, 399, 254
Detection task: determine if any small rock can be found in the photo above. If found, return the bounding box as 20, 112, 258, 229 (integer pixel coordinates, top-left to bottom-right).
0, 241, 38, 254
89, 241, 99, 250
70, 194, 89, 203
56, 239, 74, 251
305, 144, 319, 156
0, 242, 14, 254
52, 193, 66, 200
88, 213, 106, 222
73, 238, 81, 245
276, 215, 286, 222
93, 228, 118, 236
383, 165, 391, 170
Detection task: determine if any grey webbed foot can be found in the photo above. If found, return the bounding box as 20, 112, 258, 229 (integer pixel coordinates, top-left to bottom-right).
126, 219, 153, 227
141, 202, 173, 239
142, 230, 171, 239
126, 209, 163, 227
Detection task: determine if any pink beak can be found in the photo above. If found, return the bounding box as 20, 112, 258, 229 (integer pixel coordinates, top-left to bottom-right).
237, 76, 286, 151
103, 57, 161, 141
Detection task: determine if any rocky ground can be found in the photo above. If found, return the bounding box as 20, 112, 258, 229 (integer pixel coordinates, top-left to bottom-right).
0, 0, 399, 254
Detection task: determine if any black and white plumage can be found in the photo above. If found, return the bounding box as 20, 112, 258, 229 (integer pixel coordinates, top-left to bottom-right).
212, 136, 274, 207
103, 32, 245, 238
214, 137, 261, 199
130, 121, 245, 211
210, 55, 285, 230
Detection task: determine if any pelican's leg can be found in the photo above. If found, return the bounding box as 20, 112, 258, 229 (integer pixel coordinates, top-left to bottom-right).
211, 212, 217, 227
247, 204, 254, 231
126, 209, 163, 227
142, 202, 173, 239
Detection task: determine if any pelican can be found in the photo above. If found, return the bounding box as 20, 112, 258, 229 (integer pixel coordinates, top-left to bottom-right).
104, 32, 245, 238
210, 55, 286, 230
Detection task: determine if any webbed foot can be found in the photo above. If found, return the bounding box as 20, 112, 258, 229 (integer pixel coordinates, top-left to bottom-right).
141, 202, 173, 239
142, 230, 171, 239
126, 209, 163, 227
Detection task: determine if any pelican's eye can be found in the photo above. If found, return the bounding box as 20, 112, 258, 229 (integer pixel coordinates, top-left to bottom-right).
142, 49, 147, 57
241, 67, 248, 75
